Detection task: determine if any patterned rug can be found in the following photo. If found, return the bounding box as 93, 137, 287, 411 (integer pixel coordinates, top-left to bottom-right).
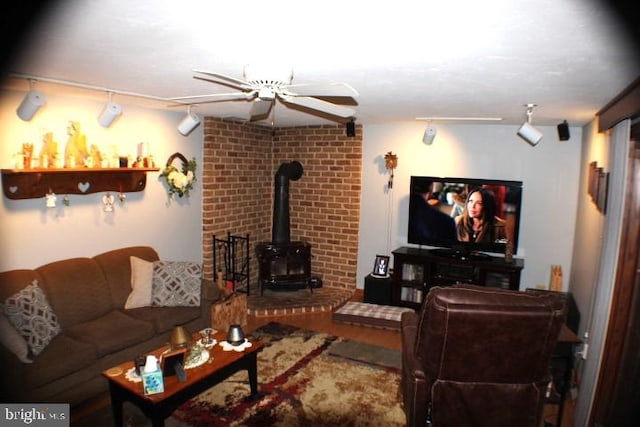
171, 322, 405, 426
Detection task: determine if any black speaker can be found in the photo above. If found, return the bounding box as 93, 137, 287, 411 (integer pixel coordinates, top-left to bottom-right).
557, 120, 570, 141
346, 121, 356, 137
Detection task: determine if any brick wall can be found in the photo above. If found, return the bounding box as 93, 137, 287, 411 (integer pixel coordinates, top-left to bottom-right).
202, 118, 362, 292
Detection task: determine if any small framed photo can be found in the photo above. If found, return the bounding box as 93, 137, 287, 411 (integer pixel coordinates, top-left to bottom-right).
160, 348, 187, 377
372, 255, 390, 277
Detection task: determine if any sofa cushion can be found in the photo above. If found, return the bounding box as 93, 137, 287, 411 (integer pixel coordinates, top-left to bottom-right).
93, 247, 159, 309
36, 258, 113, 328
64, 310, 154, 358
125, 306, 202, 333
0, 312, 32, 363
1, 281, 61, 356
25, 333, 96, 388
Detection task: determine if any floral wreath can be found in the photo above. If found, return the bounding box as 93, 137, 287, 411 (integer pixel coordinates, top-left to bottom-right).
160, 152, 197, 198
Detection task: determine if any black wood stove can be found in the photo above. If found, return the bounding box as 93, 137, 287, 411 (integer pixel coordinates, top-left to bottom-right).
256, 161, 314, 294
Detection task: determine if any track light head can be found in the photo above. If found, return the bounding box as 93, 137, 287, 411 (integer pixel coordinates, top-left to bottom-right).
98, 101, 122, 127
177, 106, 201, 136
422, 126, 437, 145
97, 92, 122, 127
516, 103, 542, 146
517, 122, 543, 146
17, 90, 46, 121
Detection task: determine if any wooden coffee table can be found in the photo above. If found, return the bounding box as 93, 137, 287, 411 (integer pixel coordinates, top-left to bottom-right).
102, 330, 263, 427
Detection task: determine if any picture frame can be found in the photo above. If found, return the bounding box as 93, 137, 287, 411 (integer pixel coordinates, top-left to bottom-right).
160, 347, 187, 377
372, 255, 390, 277
597, 171, 609, 214
588, 161, 597, 199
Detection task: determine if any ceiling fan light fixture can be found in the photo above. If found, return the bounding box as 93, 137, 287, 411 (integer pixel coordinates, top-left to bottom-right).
177, 105, 201, 136
182, 66, 357, 123
258, 88, 275, 101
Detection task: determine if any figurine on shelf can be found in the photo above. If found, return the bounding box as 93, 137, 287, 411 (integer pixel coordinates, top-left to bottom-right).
22, 143, 34, 169
39, 132, 58, 169
64, 121, 88, 168
89, 144, 103, 168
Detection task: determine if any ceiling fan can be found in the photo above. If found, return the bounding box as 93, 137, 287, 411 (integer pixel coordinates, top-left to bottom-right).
170, 66, 359, 122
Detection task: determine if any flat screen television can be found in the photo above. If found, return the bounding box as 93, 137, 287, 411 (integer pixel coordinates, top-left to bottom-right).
407, 176, 523, 258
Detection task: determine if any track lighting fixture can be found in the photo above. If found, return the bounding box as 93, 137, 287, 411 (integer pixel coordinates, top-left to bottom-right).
422, 125, 437, 145
98, 92, 122, 127
177, 105, 201, 136
16, 80, 46, 121
516, 104, 543, 146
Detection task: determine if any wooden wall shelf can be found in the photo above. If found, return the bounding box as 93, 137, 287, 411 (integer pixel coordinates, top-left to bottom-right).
1, 168, 159, 200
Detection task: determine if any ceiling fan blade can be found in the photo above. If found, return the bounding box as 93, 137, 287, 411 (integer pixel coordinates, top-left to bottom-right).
285, 82, 359, 98
169, 91, 255, 102
249, 99, 273, 121
192, 70, 253, 90
280, 95, 356, 118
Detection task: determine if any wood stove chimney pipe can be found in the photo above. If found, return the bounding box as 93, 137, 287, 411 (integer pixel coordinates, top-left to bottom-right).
272, 161, 304, 244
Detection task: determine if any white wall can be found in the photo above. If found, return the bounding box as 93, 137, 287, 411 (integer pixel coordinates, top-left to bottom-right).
356, 121, 583, 291
0, 89, 203, 270
568, 119, 610, 336
574, 119, 630, 426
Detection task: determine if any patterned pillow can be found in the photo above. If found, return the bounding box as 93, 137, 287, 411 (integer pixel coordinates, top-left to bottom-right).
125, 256, 154, 309
0, 313, 33, 363
1, 281, 61, 356
151, 261, 202, 307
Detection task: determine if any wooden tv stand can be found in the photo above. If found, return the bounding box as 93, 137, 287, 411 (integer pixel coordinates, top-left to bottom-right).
391, 246, 524, 309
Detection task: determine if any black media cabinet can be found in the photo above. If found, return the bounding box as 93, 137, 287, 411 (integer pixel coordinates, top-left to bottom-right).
391, 246, 525, 309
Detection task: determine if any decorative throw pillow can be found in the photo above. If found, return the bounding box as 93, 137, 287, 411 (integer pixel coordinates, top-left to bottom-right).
125, 257, 202, 308
1, 281, 61, 356
125, 256, 154, 309
151, 261, 202, 307
0, 313, 32, 363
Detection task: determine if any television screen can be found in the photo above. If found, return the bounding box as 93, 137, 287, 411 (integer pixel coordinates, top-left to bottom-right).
407, 176, 523, 257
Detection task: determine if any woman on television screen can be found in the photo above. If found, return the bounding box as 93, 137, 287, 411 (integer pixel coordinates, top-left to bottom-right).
455, 187, 507, 243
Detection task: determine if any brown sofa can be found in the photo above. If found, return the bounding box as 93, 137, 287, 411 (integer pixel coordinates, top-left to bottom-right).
0, 246, 219, 406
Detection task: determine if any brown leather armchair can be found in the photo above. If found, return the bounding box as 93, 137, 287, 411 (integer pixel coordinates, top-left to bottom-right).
401, 285, 566, 427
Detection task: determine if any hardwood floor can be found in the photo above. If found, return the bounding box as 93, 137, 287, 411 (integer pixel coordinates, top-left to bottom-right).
246, 289, 401, 351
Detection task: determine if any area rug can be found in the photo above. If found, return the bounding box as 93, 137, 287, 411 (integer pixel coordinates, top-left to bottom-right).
171, 321, 405, 426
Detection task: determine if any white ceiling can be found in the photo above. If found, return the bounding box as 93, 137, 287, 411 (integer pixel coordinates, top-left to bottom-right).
3, 0, 639, 127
